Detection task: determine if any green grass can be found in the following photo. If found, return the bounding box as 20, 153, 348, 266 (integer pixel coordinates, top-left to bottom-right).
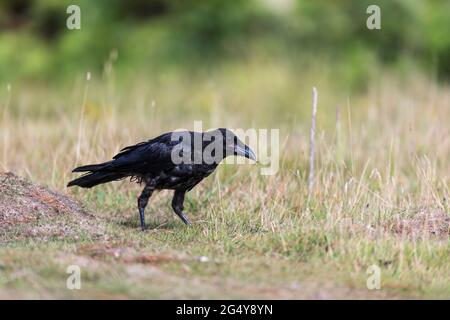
0, 61, 449, 299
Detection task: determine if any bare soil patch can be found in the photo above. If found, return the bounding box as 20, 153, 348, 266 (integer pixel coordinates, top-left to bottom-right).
389, 210, 450, 239
0, 172, 106, 243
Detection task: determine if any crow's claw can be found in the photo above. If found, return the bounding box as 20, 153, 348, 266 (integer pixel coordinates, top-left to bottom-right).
180, 214, 191, 226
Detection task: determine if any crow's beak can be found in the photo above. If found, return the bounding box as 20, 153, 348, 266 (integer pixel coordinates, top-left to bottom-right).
235, 144, 257, 161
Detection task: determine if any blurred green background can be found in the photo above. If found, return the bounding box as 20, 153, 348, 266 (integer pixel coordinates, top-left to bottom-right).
1, 0, 449, 88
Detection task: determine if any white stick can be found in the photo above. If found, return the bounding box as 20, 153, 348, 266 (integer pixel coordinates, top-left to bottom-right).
308, 87, 318, 198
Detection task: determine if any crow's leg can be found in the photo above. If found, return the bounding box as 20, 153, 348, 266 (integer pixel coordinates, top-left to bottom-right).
137, 184, 154, 231
171, 190, 191, 226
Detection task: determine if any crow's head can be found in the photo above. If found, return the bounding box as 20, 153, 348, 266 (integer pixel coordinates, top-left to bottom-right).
217, 128, 257, 161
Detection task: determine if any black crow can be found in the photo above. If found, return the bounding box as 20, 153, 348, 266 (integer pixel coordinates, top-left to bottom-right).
68, 128, 256, 230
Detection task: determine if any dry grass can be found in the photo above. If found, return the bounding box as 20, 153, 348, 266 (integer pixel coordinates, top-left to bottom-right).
0, 61, 449, 298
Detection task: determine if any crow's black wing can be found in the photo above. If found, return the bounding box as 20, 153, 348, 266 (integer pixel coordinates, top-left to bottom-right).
113, 141, 150, 159
103, 132, 183, 175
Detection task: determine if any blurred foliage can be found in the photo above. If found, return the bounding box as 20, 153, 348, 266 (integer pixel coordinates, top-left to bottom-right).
0, 0, 450, 87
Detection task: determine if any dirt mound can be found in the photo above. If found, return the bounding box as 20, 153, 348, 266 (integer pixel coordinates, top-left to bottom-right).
0, 172, 106, 243
390, 210, 450, 239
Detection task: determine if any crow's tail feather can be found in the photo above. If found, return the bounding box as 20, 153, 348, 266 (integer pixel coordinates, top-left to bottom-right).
67, 172, 126, 188
72, 161, 113, 173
